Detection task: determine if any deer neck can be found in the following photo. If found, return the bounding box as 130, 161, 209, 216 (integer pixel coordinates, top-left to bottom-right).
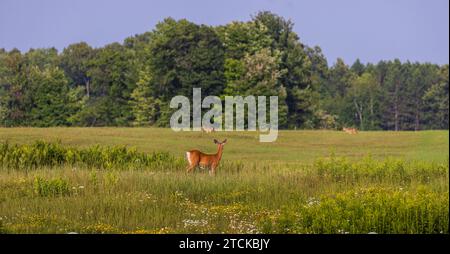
215, 145, 224, 162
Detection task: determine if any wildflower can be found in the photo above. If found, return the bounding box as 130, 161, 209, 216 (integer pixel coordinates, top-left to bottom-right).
305, 197, 320, 207
182, 219, 208, 228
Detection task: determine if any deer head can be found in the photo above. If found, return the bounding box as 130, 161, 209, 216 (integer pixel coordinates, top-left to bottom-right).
213, 139, 227, 145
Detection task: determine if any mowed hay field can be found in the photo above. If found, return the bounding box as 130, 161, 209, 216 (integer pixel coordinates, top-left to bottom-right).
0, 128, 448, 234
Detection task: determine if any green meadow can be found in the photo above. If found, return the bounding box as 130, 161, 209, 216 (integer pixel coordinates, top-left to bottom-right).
0, 128, 448, 163
0, 128, 448, 234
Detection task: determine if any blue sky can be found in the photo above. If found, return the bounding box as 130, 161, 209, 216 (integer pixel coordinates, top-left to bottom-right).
0, 0, 448, 65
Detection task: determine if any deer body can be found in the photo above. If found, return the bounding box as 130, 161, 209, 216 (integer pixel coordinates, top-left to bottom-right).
202, 127, 215, 133
343, 127, 358, 134
186, 139, 227, 175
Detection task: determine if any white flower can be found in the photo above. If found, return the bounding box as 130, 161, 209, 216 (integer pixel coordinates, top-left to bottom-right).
305, 197, 320, 207
182, 219, 208, 228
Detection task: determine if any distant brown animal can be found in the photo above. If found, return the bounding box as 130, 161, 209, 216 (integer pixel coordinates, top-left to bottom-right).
202, 127, 215, 133
186, 139, 227, 176
343, 127, 358, 134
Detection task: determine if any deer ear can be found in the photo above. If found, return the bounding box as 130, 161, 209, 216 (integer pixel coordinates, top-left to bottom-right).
222, 139, 227, 144
214, 139, 218, 144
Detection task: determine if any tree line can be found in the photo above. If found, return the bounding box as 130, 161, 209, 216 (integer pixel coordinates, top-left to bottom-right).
0, 11, 448, 130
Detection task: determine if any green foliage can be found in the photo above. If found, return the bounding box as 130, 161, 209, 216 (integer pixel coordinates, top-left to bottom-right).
130, 70, 161, 126
351, 58, 365, 76
216, 20, 273, 59
148, 18, 225, 98
0, 141, 179, 170
346, 72, 381, 130
0, 12, 447, 130
261, 187, 448, 234
223, 58, 246, 95
28, 66, 72, 126
422, 65, 449, 129
313, 156, 448, 184
59, 42, 94, 89
34, 177, 71, 197
66, 86, 89, 125
0, 49, 29, 126
83, 43, 136, 126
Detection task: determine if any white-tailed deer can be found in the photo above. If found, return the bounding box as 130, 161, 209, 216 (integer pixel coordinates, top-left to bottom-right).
186, 139, 227, 175
343, 127, 358, 134
202, 127, 215, 133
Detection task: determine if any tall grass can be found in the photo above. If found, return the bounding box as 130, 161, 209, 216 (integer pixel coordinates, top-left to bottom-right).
0, 141, 448, 234
0, 141, 182, 171
313, 155, 449, 185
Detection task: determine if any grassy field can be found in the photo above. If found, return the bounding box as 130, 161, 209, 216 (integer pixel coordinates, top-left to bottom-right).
0, 128, 448, 163
0, 128, 448, 234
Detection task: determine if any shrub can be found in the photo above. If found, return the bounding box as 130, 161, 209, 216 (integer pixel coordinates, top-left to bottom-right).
33, 177, 71, 197
0, 141, 180, 171
313, 155, 448, 184
260, 186, 449, 234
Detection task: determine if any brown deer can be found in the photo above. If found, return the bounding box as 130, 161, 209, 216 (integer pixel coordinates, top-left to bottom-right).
186, 139, 227, 175
202, 127, 215, 133
343, 127, 358, 134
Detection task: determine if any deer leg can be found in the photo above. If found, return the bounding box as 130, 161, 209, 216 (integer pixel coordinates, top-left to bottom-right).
186, 164, 196, 173
209, 165, 216, 176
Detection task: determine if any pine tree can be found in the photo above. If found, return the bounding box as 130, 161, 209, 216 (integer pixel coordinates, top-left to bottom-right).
130, 71, 160, 126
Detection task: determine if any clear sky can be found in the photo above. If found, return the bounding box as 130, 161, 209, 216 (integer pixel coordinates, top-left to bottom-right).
0, 0, 448, 65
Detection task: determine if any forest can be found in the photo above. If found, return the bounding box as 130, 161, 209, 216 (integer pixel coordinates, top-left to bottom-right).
0, 11, 448, 130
